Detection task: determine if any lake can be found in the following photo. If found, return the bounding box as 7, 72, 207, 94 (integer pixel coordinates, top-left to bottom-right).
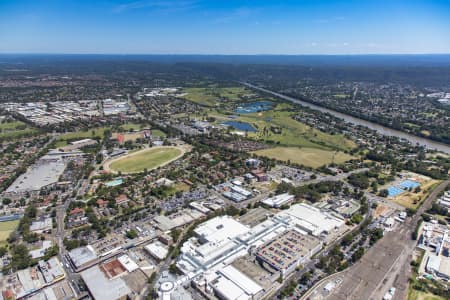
222, 121, 257, 132
235, 101, 273, 114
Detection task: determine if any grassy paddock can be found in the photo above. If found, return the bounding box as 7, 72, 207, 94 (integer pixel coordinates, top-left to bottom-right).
107, 146, 183, 173
392, 179, 440, 210
55, 127, 109, 147
252, 146, 355, 168
0, 120, 40, 140
0, 220, 19, 243
181, 86, 252, 106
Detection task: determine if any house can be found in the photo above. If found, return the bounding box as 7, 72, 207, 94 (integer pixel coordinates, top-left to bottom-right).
67, 207, 88, 228
97, 199, 108, 209
115, 194, 129, 206
69, 207, 85, 217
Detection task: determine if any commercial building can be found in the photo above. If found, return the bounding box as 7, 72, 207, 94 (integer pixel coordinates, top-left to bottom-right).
261, 193, 294, 208
68, 246, 98, 270
30, 217, 52, 233
277, 203, 344, 236
209, 265, 263, 300
153, 209, 204, 231
175, 204, 344, 298
256, 230, 321, 276
81, 265, 131, 300
60, 138, 98, 151
145, 241, 169, 261
4, 159, 67, 195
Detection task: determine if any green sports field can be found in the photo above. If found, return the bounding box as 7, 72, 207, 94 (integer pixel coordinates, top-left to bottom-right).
0, 220, 19, 244
108, 146, 183, 173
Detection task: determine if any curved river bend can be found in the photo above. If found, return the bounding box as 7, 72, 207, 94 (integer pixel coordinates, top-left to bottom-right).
243, 82, 450, 154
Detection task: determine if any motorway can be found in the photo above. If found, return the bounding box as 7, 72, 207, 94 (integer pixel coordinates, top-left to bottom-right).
302, 179, 450, 300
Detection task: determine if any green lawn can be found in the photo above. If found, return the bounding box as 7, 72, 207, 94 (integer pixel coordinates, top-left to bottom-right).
206, 107, 355, 151
0, 120, 40, 140
55, 127, 109, 146
151, 129, 166, 138
119, 123, 144, 131
0, 220, 19, 244
408, 289, 445, 300
241, 110, 355, 151
108, 147, 183, 173
181, 86, 253, 106
252, 147, 355, 168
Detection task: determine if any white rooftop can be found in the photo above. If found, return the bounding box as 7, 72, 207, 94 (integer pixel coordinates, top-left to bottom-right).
194, 215, 250, 245
81, 265, 131, 300
277, 203, 344, 236
261, 193, 294, 208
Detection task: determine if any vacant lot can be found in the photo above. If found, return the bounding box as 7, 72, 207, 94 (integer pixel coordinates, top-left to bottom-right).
106, 146, 184, 173
0, 220, 19, 244
252, 146, 355, 168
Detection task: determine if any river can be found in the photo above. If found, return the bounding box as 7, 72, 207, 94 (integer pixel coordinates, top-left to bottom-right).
243, 82, 450, 154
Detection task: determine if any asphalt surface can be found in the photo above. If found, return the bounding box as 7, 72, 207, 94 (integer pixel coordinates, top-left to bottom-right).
306, 179, 449, 300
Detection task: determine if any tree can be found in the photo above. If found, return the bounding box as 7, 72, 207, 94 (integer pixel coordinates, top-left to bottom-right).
126, 229, 138, 239
379, 189, 389, 197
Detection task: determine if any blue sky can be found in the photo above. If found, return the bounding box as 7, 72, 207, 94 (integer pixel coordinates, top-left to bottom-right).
1, 0, 449, 54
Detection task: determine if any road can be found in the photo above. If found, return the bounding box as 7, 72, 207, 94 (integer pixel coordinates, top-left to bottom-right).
303, 179, 450, 300
242, 82, 450, 155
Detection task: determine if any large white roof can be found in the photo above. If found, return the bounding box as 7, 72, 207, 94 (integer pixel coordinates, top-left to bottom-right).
194, 216, 250, 245
277, 203, 344, 235
219, 265, 262, 296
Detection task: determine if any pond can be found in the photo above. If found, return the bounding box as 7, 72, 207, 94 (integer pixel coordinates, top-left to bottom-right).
222, 121, 257, 132
235, 101, 273, 114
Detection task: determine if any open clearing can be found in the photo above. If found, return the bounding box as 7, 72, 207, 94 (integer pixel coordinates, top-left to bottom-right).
251, 146, 355, 168
0, 120, 40, 140
0, 220, 19, 243
392, 179, 440, 209
55, 127, 108, 147
181, 86, 253, 106
408, 289, 445, 300
105, 146, 185, 173
205, 105, 356, 152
